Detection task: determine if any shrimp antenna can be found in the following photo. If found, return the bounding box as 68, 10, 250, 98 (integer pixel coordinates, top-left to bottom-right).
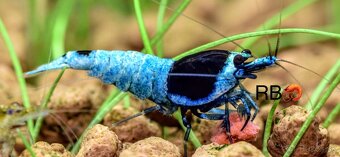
265, 36, 273, 59
112, 105, 161, 127
274, 0, 283, 57
275, 63, 312, 105
48, 113, 77, 146
150, 0, 246, 50
51, 109, 96, 113
255, 0, 272, 59
277, 59, 340, 90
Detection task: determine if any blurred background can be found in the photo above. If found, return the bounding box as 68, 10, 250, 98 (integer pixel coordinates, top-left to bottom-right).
0, 0, 339, 66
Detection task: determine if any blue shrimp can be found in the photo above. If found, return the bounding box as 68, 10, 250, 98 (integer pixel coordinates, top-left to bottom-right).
25, 49, 277, 155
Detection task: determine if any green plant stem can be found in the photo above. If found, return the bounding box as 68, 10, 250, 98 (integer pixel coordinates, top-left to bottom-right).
153, 0, 201, 149
331, 0, 340, 46
32, 68, 66, 141
0, 18, 34, 138
252, 24, 340, 56
238, 0, 318, 50
174, 28, 340, 60
123, 94, 131, 109
142, 0, 191, 53
51, 0, 75, 58
322, 103, 340, 128
156, 0, 168, 57
134, 0, 154, 55
173, 111, 201, 148
306, 59, 340, 111
28, 0, 39, 44
162, 126, 169, 139
17, 129, 37, 157
71, 91, 127, 154
262, 89, 283, 157
283, 73, 340, 157
75, 0, 92, 48
331, 0, 340, 26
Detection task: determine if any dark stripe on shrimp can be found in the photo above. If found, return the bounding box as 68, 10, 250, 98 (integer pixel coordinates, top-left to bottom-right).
76, 50, 93, 56
167, 50, 230, 100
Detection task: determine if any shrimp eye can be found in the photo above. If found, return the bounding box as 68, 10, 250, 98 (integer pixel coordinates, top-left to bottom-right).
233, 55, 245, 65
242, 49, 251, 55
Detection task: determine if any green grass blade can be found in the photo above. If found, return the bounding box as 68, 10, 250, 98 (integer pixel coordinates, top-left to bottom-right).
134, 0, 154, 55
154, 1, 200, 145
173, 111, 202, 148
0, 18, 34, 139
27, 0, 75, 144
74, 0, 92, 48
142, 0, 191, 53
322, 103, 340, 128
262, 89, 283, 157
28, 0, 39, 46
137, 0, 200, 150
174, 28, 340, 60
123, 94, 131, 109
162, 126, 170, 139
306, 59, 340, 111
249, 24, 340, 56
331, 0, 340, 27
331, 0, 340, 46
51, 0, 76, 58
32, 68, 66, 141
71, 91, 127, 154
283, 73, 340, 157
17, 129, 37, 157
238, 0, 318, 50
156, 0, 169, 57
33, 0, 74, 143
